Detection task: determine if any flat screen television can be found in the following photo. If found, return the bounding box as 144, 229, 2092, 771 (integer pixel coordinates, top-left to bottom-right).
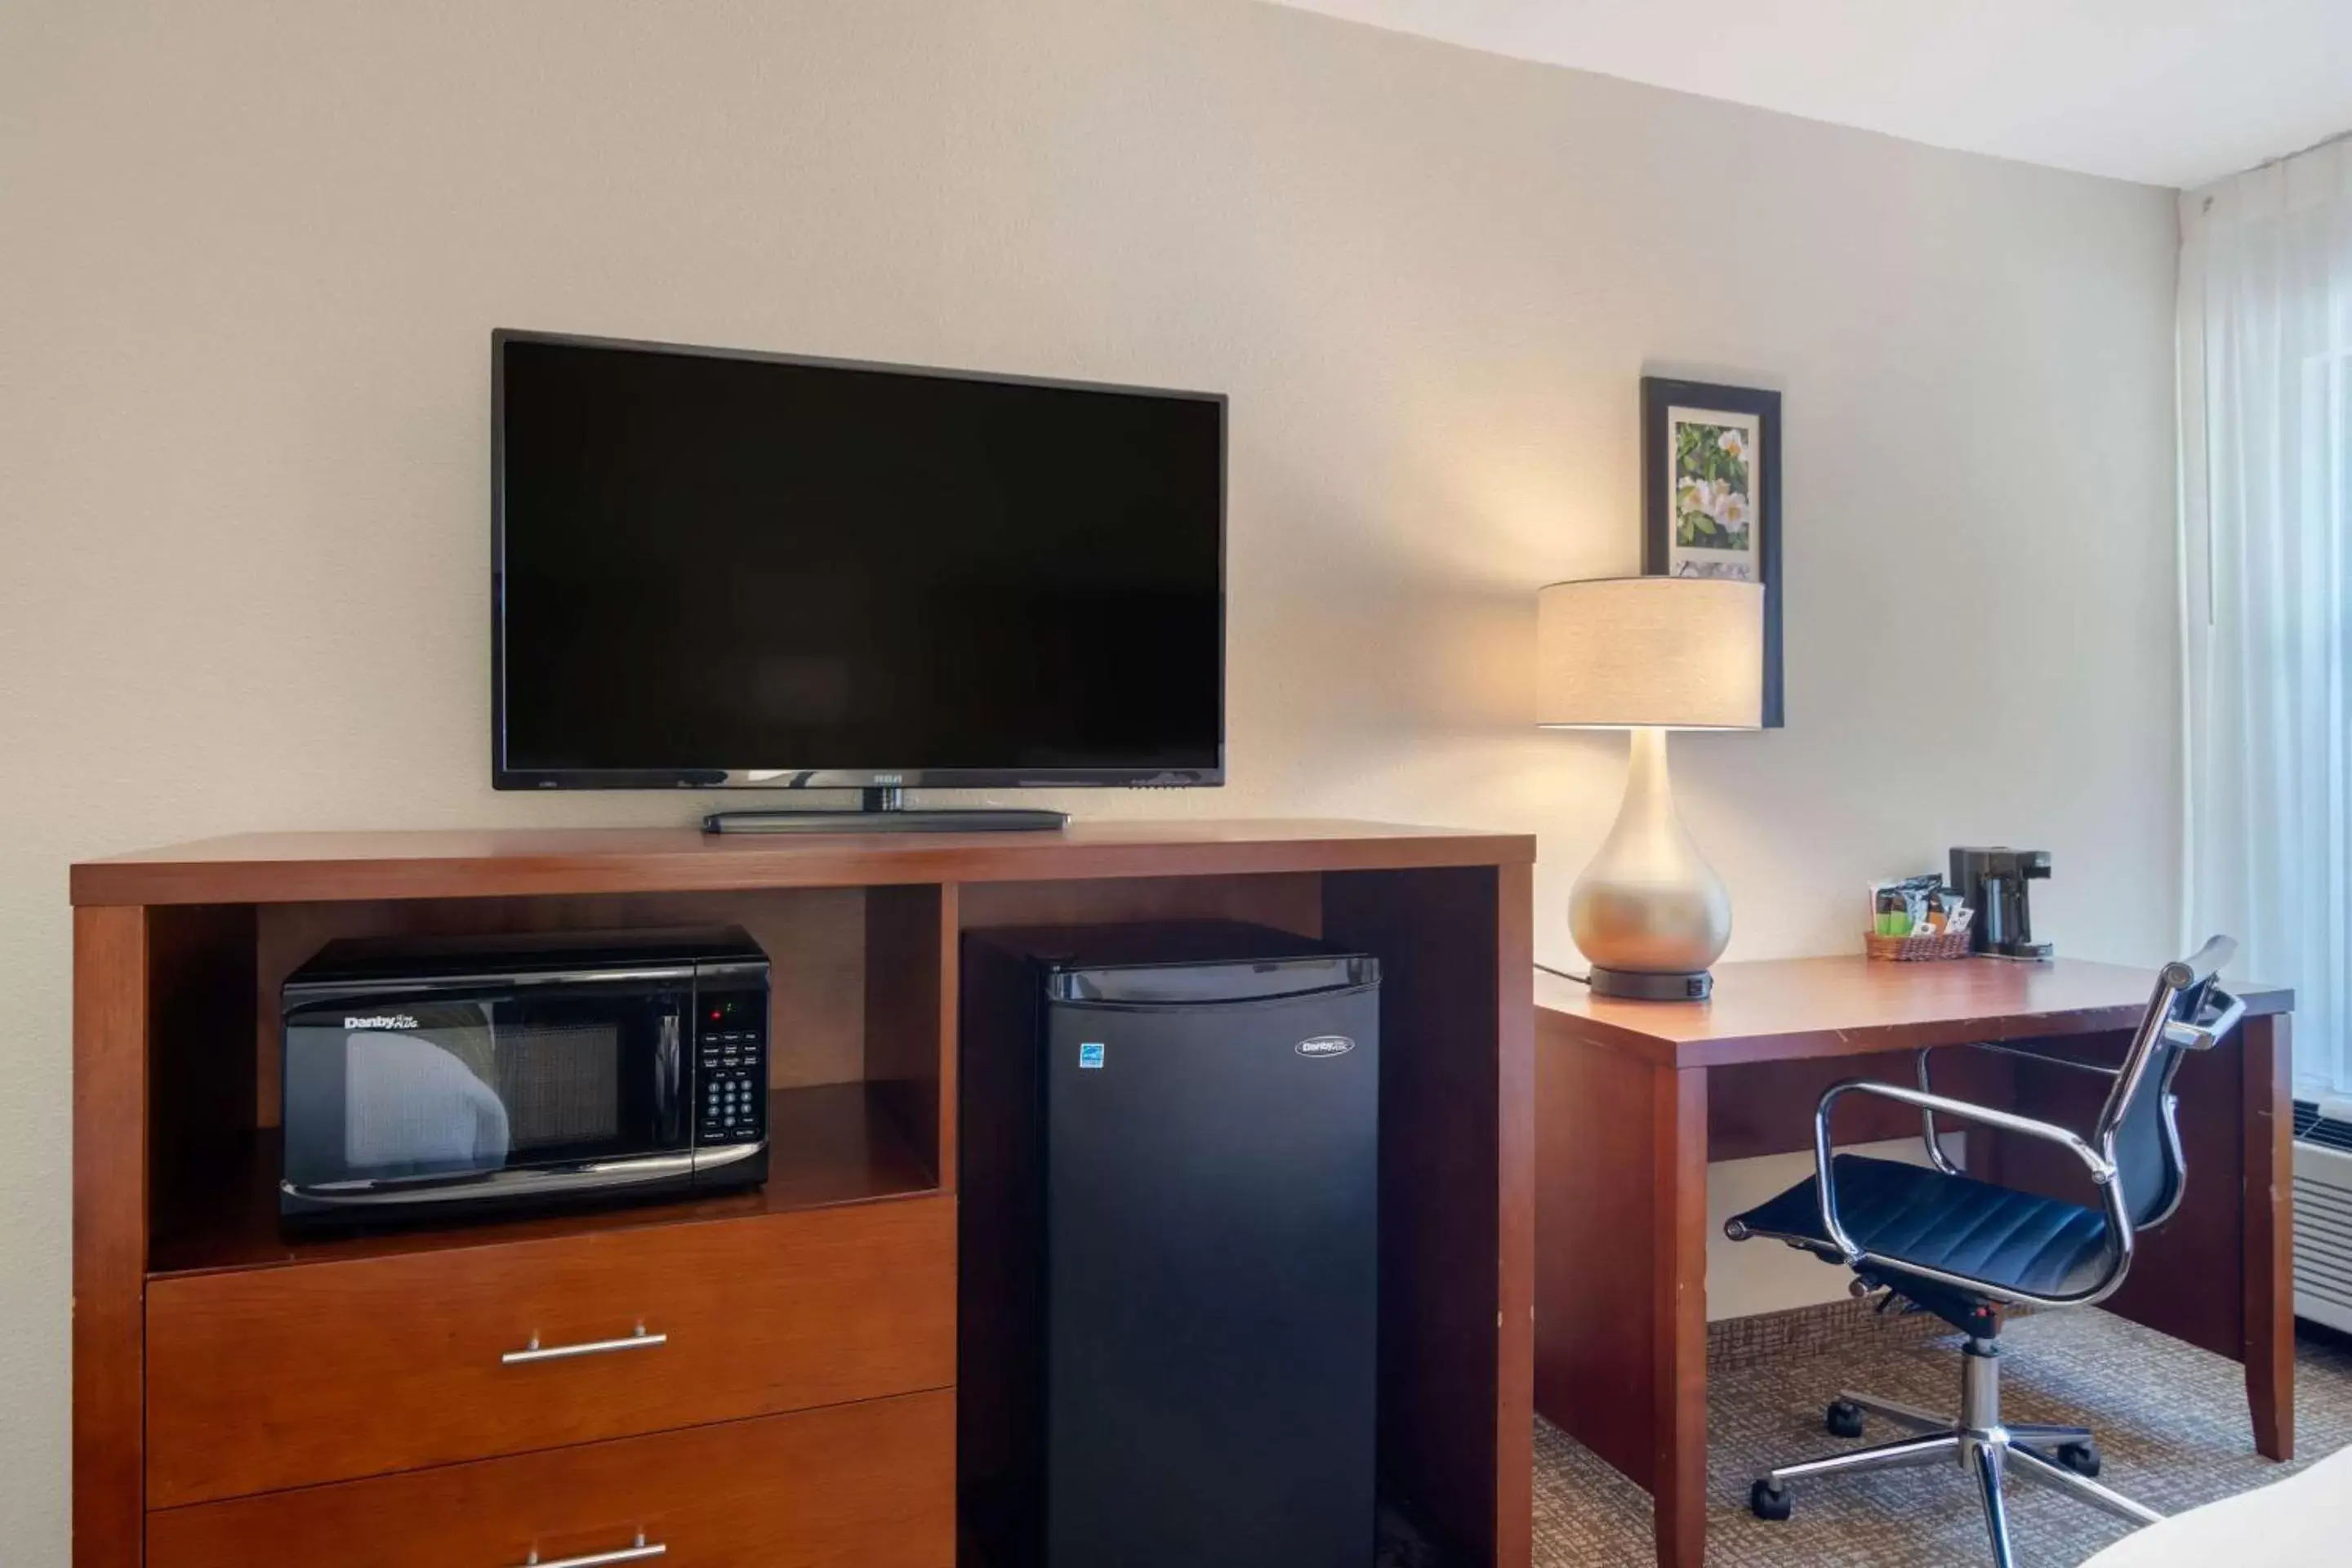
492, 331, 1225, 813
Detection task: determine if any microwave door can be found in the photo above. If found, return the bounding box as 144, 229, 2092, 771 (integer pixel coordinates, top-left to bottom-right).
282, 975, 693, 1209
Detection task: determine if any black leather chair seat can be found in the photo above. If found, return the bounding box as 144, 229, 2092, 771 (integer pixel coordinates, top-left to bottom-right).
1732, 1154, 2114, 1301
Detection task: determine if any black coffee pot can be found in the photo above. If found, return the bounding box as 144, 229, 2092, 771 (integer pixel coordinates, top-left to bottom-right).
1949, 847, 2054, 960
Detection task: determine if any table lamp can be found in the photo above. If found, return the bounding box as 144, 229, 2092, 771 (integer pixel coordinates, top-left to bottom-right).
1537, 577, 1764, 1000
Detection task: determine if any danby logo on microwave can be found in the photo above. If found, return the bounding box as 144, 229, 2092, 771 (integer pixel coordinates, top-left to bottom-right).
1294, 1035, 1356, 1059
345, 1013, 421, 1031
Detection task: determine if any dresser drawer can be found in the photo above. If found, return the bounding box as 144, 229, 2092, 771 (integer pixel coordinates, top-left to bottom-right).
148, 1387, 952, 1567
147, 1196, 954, 1508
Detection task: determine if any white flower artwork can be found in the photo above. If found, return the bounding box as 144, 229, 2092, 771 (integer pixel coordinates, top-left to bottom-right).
1664, 405, 1763, 581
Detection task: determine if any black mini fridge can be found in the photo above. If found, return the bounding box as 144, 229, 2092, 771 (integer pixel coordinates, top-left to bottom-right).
959, 922, 1381, 1568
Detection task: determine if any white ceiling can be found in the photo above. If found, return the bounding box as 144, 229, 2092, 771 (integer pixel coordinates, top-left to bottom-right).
1267, 0, 2352, 188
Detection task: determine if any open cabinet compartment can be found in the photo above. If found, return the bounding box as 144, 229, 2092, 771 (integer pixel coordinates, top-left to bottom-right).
950, 866, 1521, 1568
142, 883, 956, 1277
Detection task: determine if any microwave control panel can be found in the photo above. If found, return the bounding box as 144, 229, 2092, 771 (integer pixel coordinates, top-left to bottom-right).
695, 987, 768, 1144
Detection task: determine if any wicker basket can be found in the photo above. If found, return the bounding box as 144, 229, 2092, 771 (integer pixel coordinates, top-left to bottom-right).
1864, 929, 1972, 961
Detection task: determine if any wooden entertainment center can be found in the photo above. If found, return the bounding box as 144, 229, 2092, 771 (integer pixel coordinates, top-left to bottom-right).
72, 820, 1535, 1567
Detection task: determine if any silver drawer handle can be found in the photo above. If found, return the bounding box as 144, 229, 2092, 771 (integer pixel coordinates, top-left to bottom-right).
519, 1533, 666, 1567
501, 1322, 666, 1365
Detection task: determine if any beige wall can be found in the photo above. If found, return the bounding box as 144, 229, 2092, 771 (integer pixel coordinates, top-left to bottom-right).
1, 0, 2179, 1548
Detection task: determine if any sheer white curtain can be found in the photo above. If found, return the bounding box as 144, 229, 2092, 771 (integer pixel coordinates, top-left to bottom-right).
2179, 136, 2352, 1098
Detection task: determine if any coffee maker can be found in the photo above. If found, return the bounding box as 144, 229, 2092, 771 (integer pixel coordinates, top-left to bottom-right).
1949, 848, 2054, 960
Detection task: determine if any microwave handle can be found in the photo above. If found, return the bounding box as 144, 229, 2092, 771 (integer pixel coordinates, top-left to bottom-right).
654, 1006, 685, 1146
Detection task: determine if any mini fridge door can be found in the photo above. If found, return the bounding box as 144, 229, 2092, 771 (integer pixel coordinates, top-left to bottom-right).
1043, 969, 1379, 1568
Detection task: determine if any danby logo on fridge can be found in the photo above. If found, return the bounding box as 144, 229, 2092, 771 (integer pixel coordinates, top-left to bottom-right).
345, 1013, 421, 1031
1294, 1035, 1356, 1059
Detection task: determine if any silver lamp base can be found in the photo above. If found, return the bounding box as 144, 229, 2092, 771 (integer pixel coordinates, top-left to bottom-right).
1568, 727, 1732, 998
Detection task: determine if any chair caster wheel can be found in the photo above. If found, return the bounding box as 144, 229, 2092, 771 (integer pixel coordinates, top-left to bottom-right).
2057, 1441, 2101, 1478
1824, 1400, 1865, 1439
1749, 1478, 1793, 1521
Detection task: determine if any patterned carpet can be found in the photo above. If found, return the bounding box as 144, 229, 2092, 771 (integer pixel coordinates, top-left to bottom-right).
1530, 1312, 2352, 1566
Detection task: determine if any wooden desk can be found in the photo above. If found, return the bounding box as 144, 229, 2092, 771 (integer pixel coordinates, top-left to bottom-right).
73, 821, 1537, 1568
1533, 956, 2296, 1568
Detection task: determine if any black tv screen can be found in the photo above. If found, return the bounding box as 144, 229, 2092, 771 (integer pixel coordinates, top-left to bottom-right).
493, 332, 1224, 790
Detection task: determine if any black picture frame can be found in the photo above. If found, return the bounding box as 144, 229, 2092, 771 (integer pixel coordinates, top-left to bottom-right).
1641, 376, 1783, 728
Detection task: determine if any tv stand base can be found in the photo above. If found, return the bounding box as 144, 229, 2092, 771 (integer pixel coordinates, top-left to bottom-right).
703, 787, 1067, 835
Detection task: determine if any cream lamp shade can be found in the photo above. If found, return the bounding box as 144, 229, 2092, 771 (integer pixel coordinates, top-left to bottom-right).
1537, 577, 1764, 731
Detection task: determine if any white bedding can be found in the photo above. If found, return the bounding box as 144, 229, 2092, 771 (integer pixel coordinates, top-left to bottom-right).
2079, 1441, 2352, 1566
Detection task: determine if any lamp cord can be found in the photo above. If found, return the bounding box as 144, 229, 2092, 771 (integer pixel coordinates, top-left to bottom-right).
1535, 961, 1592, 986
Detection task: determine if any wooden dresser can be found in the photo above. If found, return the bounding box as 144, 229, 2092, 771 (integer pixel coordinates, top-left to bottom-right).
72, 821, 1535, 1567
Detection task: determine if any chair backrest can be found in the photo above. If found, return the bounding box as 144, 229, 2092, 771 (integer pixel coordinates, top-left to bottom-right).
2095, 935, 2240, 1231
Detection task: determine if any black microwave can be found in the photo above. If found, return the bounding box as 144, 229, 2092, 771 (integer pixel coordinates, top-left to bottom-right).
280, 926, 770, 1225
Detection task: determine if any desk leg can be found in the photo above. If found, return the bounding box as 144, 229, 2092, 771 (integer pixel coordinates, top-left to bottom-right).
1653, 1066, 1709, 1568
2243, 1013, 2294, 1461
1533, 1030, 1708, 1568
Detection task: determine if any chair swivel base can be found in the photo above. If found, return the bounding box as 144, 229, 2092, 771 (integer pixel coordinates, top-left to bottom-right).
1748, 1337, 2161, 1567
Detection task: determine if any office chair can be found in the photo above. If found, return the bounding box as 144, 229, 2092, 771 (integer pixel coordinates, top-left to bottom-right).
1723, 936, 2247, 1566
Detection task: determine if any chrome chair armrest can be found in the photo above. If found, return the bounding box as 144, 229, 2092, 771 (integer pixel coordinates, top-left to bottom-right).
1918, 1039, 2126, 1173
1921, 974, 2243, 1171
1814, 1079, 2133, 1307
2162, 984, 2245, 1052
1914, 1050, 1965, 1175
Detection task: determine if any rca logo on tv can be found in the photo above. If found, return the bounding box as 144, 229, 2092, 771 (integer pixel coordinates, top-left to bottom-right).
345, 1013, 421, 1031
1294, 1035, 1356, 1059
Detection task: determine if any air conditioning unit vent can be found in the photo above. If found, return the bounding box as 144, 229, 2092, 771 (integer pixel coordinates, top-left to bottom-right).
2295, 1097, 2352, 1153
2294, 1097, 2352, 1334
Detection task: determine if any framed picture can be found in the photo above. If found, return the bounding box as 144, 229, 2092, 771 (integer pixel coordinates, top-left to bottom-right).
1641, 376, 1783, 727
